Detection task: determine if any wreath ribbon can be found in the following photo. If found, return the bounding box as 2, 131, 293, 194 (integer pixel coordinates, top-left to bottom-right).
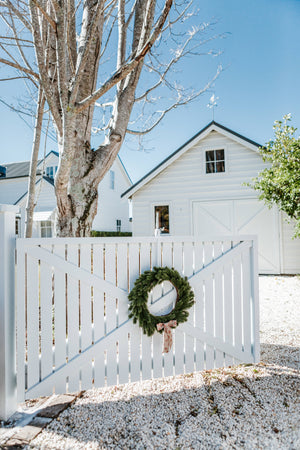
156, 320, 177, 353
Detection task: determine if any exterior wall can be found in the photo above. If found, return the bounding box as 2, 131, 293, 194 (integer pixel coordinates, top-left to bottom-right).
0, 178, 29, 205
93, 158, 132, 233
18, 179, 56, 238
280, 213, 300, 274
132, 130, 267, 236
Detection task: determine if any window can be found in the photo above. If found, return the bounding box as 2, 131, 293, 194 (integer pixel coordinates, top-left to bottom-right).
110, 170, 115, 189
205, 149, 225, 174
15, 217, 21, 237
116, 219, 121, 232
154, 205, 169, 234
40, 220, 52, 237
46, 166, 58, 179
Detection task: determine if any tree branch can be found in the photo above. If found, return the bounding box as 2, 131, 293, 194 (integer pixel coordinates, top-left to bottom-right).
30, 0, 57, 32
0, 0, 31, 30
69, 0, 105, 105
0, 57, 39, 79
75, 0, 173, 113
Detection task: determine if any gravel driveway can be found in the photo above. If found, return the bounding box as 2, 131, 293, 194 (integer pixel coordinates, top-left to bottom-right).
24, 276, 300, 449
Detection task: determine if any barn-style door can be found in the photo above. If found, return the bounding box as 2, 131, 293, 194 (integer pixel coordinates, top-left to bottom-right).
16, 236, 259, 402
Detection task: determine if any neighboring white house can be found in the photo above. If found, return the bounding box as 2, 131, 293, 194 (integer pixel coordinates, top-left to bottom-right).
0, 151, 132, 237
122, 121, 300, 274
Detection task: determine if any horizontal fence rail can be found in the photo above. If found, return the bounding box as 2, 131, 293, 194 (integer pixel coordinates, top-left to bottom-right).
16, 236, 259, 401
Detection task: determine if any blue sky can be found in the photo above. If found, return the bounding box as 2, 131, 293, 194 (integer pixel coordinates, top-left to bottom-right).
0, 0, 299, 183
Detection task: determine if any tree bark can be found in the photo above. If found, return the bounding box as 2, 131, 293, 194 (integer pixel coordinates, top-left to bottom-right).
25, 88, 45, 238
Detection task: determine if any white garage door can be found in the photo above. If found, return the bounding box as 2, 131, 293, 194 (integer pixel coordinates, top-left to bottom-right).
192, 199, 280, 273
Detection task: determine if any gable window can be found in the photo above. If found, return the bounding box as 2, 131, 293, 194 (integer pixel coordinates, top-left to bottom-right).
110, 170, 115, 189
205, 149, 225, 174
116, 219, 121, 232
46, 166, 58, 179
154, 205, 169, 234
40, 220, 52, 237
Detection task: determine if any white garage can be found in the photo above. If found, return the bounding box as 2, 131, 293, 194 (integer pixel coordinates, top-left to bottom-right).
122, 121, 300, 274
192, 199, 280, 273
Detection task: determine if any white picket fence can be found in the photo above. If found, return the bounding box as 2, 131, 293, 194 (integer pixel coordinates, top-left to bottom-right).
15, 234, 259, 402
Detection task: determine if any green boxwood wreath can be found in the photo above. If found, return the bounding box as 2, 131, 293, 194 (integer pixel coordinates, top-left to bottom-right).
128, 266, 195, 336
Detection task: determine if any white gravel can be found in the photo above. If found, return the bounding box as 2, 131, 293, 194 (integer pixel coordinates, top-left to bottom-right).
28, 276, 300, 449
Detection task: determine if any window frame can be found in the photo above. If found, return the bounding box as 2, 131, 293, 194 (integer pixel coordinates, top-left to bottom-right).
40, 220, 52, 238
205, 149, 225, 174
45, 165, 58, 179
109, 170, 115, 190
116, 219, 121, 232
153, 203, 171, 235
201, 145, 228, 176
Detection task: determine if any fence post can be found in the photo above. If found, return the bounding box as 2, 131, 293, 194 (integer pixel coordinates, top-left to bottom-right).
250, 235, 260, 363
0, 204, 18, 420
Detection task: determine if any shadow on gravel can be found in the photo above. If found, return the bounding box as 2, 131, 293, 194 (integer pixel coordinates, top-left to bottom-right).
27, 365, 300, 449
260, 343, 300, 369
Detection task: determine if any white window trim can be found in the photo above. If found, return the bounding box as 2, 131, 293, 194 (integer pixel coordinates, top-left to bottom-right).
110, 170, 115, 190
40, 220, 53, 238
151, 201, 172, 236
200, 144, 229, 176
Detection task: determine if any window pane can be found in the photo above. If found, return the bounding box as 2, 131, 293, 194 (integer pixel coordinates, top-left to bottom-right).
216, 149, 224, 160
216, 161, 225, 173
206, 162, 215, 173
206, 150, 215, 162
154, 205, 169, 234
110, 170, 115, 189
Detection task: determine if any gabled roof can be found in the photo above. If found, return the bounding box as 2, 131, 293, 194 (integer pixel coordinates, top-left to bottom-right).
116, 155, 132, 185
0, 151, 59, 179
121, 121, 262, 199
14, 176, 54, 205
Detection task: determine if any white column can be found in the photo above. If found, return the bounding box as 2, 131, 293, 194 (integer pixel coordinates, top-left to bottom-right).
0, 204, 18, 420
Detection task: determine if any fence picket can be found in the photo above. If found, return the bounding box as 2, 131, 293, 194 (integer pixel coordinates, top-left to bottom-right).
117, 243, 130, 385
140, 243, 152, 381
40, 256, 53, 390
161, 242, 174, 377
194, 241, 205, 371
233, 254, 243, 364
183, 242, 194, 374
173, 241, 184, 375
92, 243, 105, 387
16, 242, 26, 402
26, 254, 39, 390
129, 243, 141, 382
204, 242, 215, 369
105, 244, 118, 386
66, 244, 80, 393
53, 245, 67, 394
79, 244, 93, 390
242, 247, 252, 357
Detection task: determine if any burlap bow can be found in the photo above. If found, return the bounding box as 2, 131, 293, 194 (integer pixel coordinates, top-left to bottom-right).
156, 320, 177, 353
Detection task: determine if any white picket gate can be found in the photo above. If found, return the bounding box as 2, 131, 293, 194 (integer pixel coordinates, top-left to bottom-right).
16, 235, 259, 402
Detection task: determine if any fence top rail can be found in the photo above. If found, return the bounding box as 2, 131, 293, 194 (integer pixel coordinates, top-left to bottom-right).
16, 235, 257, 247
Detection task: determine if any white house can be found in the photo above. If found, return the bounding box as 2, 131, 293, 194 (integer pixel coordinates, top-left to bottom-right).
122, 121, 300, 274
0, 151, 132, 237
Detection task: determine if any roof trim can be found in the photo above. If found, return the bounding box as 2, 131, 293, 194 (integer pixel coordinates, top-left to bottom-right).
14, 176, 55, 205
117, 155, 132, 185
121, 121, 262, 199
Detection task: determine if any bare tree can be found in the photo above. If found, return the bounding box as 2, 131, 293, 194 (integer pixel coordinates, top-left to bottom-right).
0, 0, 222, 236
25, 87, 45, 237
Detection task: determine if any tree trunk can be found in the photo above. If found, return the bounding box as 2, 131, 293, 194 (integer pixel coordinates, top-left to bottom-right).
25, 89, 45, 238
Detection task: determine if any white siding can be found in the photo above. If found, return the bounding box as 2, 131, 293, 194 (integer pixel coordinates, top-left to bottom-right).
18, 179, 56, 237
92, 158, 132, 233
131, 130, 299, 274
132, 131, 267, 236
0, 178, 29, 205
281, 213, 300, 274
